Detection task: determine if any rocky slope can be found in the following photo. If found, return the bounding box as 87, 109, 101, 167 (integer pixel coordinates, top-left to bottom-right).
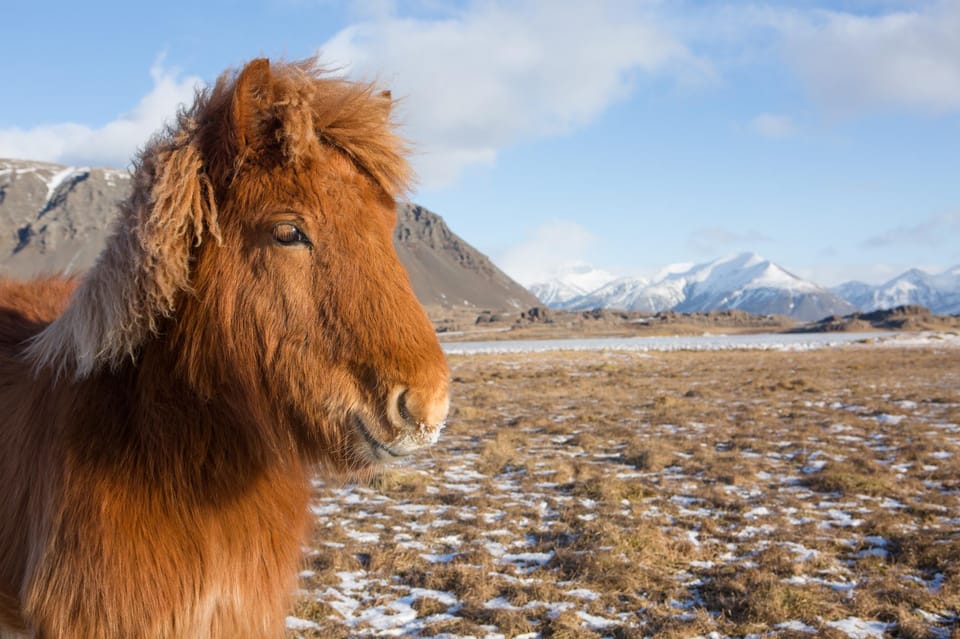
0, 159, 129, 278
393, 204, 538, 310
0, 158, 536, 311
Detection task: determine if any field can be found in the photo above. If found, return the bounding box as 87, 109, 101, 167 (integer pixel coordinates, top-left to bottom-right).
287, 341, 960, 638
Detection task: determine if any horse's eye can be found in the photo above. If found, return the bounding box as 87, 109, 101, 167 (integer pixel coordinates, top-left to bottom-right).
272, 223, 310, 247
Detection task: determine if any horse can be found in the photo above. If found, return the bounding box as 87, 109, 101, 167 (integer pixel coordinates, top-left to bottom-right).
0, 58, 450, 638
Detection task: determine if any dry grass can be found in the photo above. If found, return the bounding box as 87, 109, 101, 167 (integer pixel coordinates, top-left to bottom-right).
288, 345, 960, 637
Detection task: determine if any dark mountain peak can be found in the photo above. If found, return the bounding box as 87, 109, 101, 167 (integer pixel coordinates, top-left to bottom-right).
394, 202, 537, 310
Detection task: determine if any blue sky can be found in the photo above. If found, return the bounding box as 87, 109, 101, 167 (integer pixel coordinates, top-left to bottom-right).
2, 0, 958, 286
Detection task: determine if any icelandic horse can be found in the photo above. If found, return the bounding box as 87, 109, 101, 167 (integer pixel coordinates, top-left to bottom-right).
0, 58, 449, 638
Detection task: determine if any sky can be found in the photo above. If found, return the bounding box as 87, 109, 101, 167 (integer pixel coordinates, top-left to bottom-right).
1, 0, 958, 287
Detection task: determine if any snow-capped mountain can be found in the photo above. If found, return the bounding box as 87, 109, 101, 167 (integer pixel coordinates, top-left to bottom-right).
671, 253, 839, 319
527, 263, 617, 306
833, 267, 960, 315
0, 158, 130, 278
831, 281, 875, 306
528, 280, 589, 307
539, 253, 856, 321
565, 276, 657, 311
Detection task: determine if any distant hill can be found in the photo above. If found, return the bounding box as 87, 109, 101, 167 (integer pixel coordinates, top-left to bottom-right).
795, 304, 960, 333
832, 267, 960, 315
0, 158, 536, 311
534, 253, 856, 322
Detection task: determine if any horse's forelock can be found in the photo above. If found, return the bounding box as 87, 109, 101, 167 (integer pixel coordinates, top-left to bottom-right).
216, 59, 412, 197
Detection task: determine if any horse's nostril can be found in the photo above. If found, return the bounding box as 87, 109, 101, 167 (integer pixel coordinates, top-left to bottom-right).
389, 385, 449, 435
386, 386, 415, 436
383, 385, 449, 453
396, 390, 414, 425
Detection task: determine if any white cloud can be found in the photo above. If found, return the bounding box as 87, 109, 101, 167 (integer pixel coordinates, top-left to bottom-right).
496, 220, 599, 286
782, 1, 960, 114
667, 1, 960, 115
862, 211, 960, 248
0, 59, 202, 168
750, 113, 796, 138
319, 1, 712, 188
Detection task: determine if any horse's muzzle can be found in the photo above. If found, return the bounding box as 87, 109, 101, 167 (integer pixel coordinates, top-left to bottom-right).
354, 386, 448, 461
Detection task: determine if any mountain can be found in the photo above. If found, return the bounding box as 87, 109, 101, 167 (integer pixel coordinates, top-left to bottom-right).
0, 159, 130, 278
669, 253, 854, 321
565, 276, 661, 312
547, 253, 856, 321
0, 158, 536, 311
528, 262, 617, 306
832, 280, 875, 306
833, 267, 960, 315
393, 203, 538, 310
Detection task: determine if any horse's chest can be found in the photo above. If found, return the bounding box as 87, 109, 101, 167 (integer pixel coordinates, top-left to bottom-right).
193, 521, 306, 635
29, 471, 310, 639
184, 491, 311, 636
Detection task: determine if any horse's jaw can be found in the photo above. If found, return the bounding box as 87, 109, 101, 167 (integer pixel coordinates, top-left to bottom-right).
350, 411, 446, 463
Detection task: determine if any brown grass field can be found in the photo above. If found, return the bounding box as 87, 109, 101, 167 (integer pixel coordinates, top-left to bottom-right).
287, 343, 960, 638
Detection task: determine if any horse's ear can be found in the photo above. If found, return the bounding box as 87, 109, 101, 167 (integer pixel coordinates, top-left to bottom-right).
232, 58, 275, 152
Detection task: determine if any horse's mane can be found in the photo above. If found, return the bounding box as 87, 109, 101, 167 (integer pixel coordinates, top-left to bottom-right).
25, 59, 411, 379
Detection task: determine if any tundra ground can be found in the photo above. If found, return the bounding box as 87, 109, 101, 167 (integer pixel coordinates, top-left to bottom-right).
288, 343, 960, 638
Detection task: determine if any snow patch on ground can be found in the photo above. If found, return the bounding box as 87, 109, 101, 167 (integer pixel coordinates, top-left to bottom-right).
826, 617, 894, 637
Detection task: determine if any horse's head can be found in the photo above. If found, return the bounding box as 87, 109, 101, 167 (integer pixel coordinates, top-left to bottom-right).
187, 59, 450, 471
27, 59, 449, 473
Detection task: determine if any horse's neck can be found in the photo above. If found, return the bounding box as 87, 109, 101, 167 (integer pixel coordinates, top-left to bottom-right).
61, 350, 306, 507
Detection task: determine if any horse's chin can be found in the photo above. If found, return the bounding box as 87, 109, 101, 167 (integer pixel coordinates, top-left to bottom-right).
349, 411, 444, 464
351, 412, 413, 463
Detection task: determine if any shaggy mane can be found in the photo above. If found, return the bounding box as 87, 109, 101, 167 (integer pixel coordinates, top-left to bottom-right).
24, 59, 411, 378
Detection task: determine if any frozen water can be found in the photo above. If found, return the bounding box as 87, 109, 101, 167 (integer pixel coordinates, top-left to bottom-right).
444, 332, 897, 355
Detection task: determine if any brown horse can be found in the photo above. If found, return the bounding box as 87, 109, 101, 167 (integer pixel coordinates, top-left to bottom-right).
0, 58, 449, 638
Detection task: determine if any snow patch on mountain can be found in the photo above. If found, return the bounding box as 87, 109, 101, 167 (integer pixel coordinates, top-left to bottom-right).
567, 276, 659, 312
528, 262, 617, 306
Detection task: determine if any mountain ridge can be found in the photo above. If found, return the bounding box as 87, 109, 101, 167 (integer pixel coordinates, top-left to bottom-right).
534, 253, 856, 322
533, 254, 960, 319
831, 266, 960, 315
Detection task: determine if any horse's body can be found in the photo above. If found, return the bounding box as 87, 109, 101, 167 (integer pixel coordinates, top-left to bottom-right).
0, 59, 449, 638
